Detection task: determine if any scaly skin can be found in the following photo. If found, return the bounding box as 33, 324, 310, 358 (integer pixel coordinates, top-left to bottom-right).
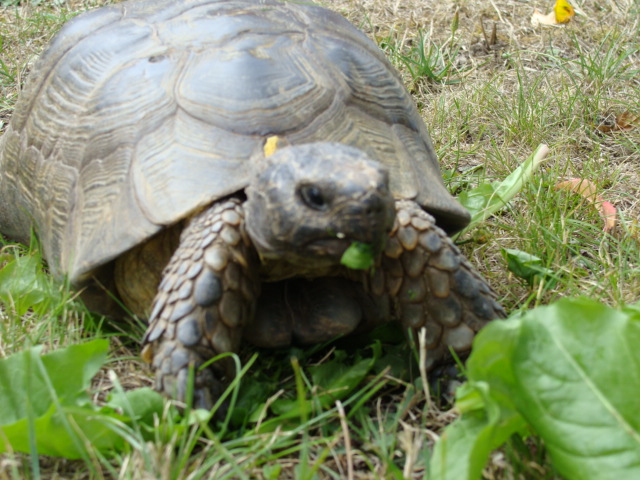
142, 198, 259, 409
376, 200, 505, 368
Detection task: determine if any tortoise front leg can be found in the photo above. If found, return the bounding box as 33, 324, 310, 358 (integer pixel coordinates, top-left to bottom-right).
376, 200, 505, 369
142, 198, 259, 410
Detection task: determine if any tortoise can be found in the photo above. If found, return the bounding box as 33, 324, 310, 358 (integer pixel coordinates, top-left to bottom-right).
0, 0, 505, 409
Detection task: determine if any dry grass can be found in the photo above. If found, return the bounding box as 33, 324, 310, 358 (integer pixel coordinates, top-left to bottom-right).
0, 0, 639, 478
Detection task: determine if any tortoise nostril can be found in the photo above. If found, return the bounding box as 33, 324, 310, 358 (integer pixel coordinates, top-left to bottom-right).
363, 194, 390, 220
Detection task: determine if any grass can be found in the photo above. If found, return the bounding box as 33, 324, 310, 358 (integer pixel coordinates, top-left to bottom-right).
0, 0, 639, 478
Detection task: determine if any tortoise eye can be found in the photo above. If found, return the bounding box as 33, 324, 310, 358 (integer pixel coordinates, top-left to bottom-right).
300, 184, 328, 211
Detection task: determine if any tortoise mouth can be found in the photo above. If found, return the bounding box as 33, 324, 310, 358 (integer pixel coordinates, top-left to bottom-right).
305, 233, 386, 259
305, 237, 352, 258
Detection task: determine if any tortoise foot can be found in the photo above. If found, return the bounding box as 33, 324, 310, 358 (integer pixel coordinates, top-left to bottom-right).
380, 200, 506, 368
142, 198, 259, 409
145, 341, 226, 411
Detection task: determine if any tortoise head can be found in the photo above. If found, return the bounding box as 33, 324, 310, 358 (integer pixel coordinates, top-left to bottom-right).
245, 142, 395, 271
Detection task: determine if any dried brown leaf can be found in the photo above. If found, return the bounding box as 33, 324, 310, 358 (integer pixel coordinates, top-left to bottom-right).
555, 178, 617, 232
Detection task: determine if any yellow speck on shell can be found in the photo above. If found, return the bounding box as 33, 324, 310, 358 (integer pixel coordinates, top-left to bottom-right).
263, 136, 280, 157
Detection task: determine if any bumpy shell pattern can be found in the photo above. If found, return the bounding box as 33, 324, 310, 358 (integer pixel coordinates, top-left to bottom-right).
0, 0, 469, 286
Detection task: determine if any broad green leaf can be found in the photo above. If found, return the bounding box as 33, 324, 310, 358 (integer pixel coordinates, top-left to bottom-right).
457, 183, 498, 220
510, 298, 640, 480
0, 340, 108, 425
0, 403, 125, 459
231, 376, 277, 426
262, 464, 282, 480
308, 350, 376, 409
430, 392, 524, 480
430, 320, 527, 480
431, 298, 640, 480
107, 387, 165, 426
623, 302, 640, 316
269, 349, 377, 418
0, 340, 130, 459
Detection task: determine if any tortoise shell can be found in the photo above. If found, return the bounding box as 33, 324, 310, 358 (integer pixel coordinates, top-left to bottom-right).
0, 0, 469, 285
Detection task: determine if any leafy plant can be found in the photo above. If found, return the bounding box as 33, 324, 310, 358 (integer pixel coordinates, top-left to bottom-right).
0, 245, 62, 316
430, 297, 640, 480
0, 339, 166, 459
456, 144, 549, 235
502, 248, 559, 288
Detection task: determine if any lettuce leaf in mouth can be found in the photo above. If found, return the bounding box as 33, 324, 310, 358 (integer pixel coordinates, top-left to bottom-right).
340, 241, 375, 270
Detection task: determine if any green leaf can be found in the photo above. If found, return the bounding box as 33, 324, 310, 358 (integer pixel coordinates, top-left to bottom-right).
262, 464, 282, 480
0, 250, 62, 315
340, 242, 375, 270
232, 376, 277, 426
269, 349, 377, 418
0, 340, 108, 425
501, 248, 558, 287
457, 144, 549, 234
430, 394, 524, 480
430, 320, 528, 480
0, 403, 125, 459
0, 340, 133, 459
107, 387, 165, 426
457, 183, 499, 221
308, 350, 376, 409
431, 298, 640, 480
509, 298, 640, 479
